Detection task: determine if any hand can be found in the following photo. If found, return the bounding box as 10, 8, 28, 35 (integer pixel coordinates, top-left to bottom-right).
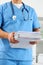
8, 32, 19, 44
29, 41, 38, 45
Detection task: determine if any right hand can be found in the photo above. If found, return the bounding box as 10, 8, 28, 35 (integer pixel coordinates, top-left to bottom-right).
8, 32, 19, 44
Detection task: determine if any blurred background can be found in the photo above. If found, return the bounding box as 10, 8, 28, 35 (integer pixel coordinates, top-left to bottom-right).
0, 0, 43, 65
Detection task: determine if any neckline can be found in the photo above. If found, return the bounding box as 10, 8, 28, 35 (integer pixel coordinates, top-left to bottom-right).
13, 3, 23, 9
10, 1, 24, 10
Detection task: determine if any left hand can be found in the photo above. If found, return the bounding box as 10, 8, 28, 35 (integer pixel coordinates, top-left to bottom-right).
30, 28, 40, 45
29, 41, 38, 45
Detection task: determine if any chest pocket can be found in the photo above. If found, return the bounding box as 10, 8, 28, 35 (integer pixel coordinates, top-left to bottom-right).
20, 17, 33, 31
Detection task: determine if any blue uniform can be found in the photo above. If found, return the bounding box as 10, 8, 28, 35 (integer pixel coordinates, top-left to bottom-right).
0, 2, 40, 65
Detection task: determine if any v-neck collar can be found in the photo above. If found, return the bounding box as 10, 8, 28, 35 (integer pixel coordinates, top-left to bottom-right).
10, 1, 23, 10
13, 4, 22, 9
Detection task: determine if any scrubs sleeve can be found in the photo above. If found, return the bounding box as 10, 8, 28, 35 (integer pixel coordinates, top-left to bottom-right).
33, 9, 40, 29
0, 5, 3, 28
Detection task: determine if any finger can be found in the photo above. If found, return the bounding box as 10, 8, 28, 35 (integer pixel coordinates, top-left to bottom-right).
11, 40, 19, 44
13, 38, 19, 43
11, 37, 19, 43
12, 32, 15, 34
11, 32, 15, 37
29, 41, 37, 45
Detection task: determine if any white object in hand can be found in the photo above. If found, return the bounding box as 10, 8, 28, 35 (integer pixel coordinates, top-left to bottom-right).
14, 32, 19, 40
10, 31, 41, 48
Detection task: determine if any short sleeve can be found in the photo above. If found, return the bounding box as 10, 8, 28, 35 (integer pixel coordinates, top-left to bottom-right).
0, 5, 3, 28
33, 9, 40, 29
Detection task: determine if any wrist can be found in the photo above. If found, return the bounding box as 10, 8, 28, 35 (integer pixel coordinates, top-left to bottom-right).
7, 33, 9, 40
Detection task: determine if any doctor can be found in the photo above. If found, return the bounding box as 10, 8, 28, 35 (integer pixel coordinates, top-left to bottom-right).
0, 0, 40, 65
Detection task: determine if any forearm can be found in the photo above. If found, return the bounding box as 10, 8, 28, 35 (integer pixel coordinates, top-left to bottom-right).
0, 29, 9, 39
0, 29, 19, 43
33, 28, 40, 32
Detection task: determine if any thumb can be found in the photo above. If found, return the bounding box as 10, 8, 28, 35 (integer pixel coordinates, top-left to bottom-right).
12, 32, 15, 34
12, 32, 16, 37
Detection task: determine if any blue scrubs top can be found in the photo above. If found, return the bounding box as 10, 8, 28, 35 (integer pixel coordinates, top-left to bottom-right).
0, 2, 40, 61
